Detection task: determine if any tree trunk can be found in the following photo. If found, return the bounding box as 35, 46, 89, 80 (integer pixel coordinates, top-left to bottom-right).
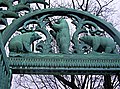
104, 75, 113, 89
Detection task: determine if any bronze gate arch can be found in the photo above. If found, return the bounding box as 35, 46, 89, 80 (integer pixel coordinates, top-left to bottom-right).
1, 8, 120, 89
2, 8, 120, 46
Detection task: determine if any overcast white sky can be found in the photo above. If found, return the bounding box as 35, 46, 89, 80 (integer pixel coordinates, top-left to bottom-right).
45, 0, 120, 31
109, 0, 120, 31
10, 0, 120, 89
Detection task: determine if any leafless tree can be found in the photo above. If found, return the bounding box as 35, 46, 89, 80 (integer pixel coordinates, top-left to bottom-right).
10, 0, 120, 89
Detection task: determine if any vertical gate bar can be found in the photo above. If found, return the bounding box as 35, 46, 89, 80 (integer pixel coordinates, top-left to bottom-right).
0, 33, 10, 89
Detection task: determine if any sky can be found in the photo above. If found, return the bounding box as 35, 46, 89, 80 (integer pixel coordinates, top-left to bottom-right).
9, 0, 120, 89
109, 0, 120, 31
50, 0, 120, 31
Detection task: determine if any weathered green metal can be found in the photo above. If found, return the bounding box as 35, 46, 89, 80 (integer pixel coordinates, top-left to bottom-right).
8, 32, 42, 53
0, 33, 11, 89
80, 35, 116, 53
2, 8, 120, 47
36, 26, 53, 53
2, 8, 120, 73
0, 0, 49, 11
8, 53, 120, 75
17, 0, 49, 5
0, 10, 18, 26
50, 18, 70, 54
0, 5, 120, 89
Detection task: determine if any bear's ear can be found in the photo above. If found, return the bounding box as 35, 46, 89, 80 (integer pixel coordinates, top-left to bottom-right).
32, 33, 36, 36
56, 18, 64, 24
79, 36, 85, 41
56, 19, 61, 24
31, 33, 37, 39
32, 33, 42, 39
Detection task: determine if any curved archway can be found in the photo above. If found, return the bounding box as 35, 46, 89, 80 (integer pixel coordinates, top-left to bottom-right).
2, 8, 120, 46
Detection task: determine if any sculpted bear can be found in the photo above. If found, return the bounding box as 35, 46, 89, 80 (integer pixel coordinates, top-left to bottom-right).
79, 35, 116, 53
50, 18, 70, 54
9, 32, 42, 53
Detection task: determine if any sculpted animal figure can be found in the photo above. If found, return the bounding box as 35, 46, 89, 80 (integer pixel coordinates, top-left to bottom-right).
79, 35, 116, 53
9, 32, 42, 53
18, 0, 49, 5
50, 18, 70, 54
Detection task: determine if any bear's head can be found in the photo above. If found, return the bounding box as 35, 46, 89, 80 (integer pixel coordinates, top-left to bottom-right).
31, 33, 42, 42
60, 18, 69, 29
79, 36, 92, 45
53, 18, 68, 30
80, 36, 88, 42
55, 18, 64, 24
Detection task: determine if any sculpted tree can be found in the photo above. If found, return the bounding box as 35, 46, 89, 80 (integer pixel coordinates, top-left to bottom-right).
7, 0, 120, 89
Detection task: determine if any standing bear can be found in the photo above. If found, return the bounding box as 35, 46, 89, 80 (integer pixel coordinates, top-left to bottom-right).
9, 32, 42, 53
79, 35, 116, 53
50, 18, 70, 54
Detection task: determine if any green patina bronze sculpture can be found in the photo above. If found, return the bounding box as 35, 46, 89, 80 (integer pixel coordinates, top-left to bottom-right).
50, 18, 70, 54
0, 0, 49, 7
80, 35, 116, 53
0, 0, 49, 13
10, 0, 49, 5
9, 4, 31, 12
17, 0, 49, 5
8, 32, 41, 53
0, 0, 12, 8
0, 1, 120, 88
0, 10, 18, 26
35, 26, 53, 54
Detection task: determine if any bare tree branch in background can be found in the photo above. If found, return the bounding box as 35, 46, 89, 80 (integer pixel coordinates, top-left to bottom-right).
96, 0, 114, 16
104, 75, 113, 89
11, 0, 120, 89
29, 75, 39, 89
72, 0, 75, 9
81, 75, 88, 89
54, 75, 79, 89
